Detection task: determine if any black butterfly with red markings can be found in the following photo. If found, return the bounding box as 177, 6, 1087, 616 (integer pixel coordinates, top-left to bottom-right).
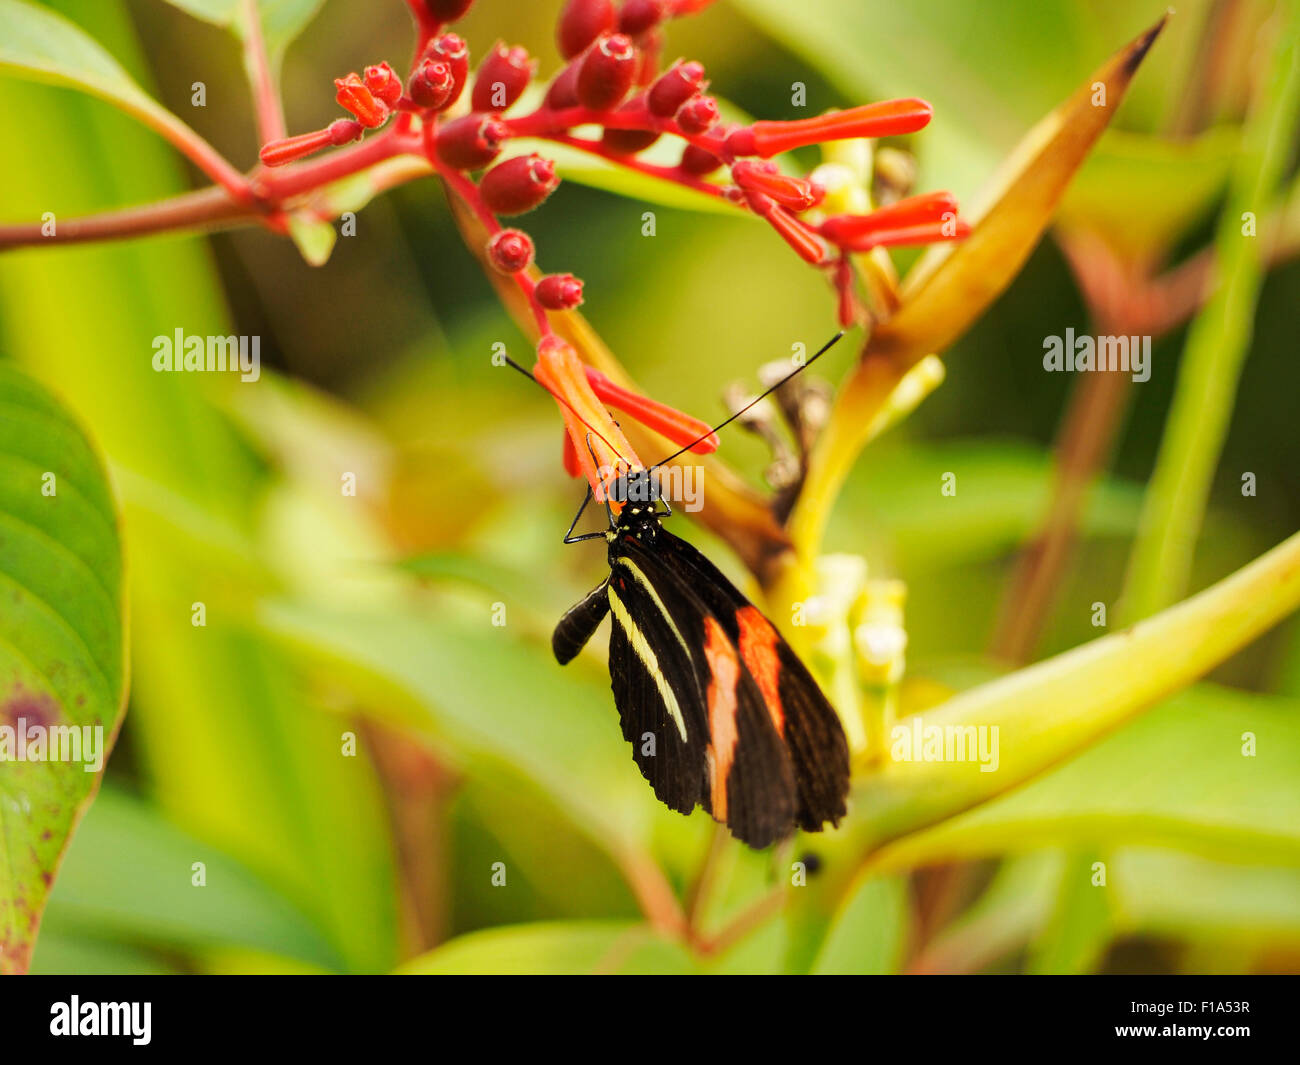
547, 335, 851, 848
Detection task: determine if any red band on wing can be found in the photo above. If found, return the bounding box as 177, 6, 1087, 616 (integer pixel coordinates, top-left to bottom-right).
702, 616, 740, 822
736, 606, 785, 737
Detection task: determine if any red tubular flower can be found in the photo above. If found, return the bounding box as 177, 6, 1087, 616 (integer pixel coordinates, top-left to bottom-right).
818, 190, 959, 245
436, 113, 509, 169
487, 228, 535, 273
408, 59, 456, 110
334, 73, 388, 128
562, 428, 583, 476
363, 63, 403, 108
726, 98, 933, 158
259, 119, 362, 166
584, 367, 719, 453
577, 33, 638, 110
472, 42, 535, 113
675, 94, 720, 134
534, 336, 639, 501
733, 161, 824, 212
835, 218, 971, 253
647, 60, 705, 117
558, 0, 617, 59
743, 188, 828, 264
480, 153, 560, 215
536, 273, 585, 309
620, 0, 666, 35
427, 33, 470, 107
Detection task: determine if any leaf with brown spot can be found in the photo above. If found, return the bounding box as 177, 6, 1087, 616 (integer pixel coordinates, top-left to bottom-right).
0, 364, 126, 973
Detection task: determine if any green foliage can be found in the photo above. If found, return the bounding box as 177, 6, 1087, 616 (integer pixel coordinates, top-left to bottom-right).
0, 0, 1296, 975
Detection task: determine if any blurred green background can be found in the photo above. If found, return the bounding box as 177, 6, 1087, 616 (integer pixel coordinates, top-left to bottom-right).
1, 0, 1298, 974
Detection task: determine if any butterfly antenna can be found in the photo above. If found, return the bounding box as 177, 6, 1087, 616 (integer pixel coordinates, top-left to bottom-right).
649, 331, 846, 471
501, 354, 633, 468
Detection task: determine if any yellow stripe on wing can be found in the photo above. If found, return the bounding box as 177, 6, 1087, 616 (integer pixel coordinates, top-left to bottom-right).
607, 584, 689, 743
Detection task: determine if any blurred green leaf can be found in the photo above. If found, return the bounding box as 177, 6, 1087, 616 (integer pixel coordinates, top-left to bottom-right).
870, 685, 1300, 870
398, 920, 696, 975
158, 0, 324, 66
848, 530, 1300, 857
260, 599, 689, 929
0, 363, 124, 974
33, 787, 344, 971
0, 2, 400, 975
286, 212, 337, 267
1110, 847, 1300, 947
1122, 11, 1300, 620
810, 873, 908, 974
1058, 127, 1237, 261
0, 0, 226, 174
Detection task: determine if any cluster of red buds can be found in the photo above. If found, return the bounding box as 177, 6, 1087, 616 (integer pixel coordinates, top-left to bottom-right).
257, 0, 970, 499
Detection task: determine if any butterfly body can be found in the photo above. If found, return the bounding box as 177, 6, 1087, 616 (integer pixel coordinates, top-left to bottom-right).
553, 490, 851, 848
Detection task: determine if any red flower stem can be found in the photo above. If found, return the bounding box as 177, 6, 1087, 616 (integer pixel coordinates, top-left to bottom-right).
239, 0, 286, 145
0, 185, 260, 248
542, 133, 729, 200
506, 105, 729, 158
427, 125, 552, 337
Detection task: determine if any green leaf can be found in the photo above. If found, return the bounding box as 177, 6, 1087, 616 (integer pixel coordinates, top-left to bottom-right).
868, 686, 1300, 871
33, 786, 344, 971
158, 0, 325, 64
286, 212, 337, 267
1122, 11, 1300, 620
1058, 127, 1238, 262
397, 921, 696, 975
849, 530, 1300, 855
809, 873, 909, 974
0, 0, 227, 177
0, 362, 124, 974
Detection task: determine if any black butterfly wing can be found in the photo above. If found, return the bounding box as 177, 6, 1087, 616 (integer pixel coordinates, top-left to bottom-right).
609, 536, 797, 847
654, 531, 850, 833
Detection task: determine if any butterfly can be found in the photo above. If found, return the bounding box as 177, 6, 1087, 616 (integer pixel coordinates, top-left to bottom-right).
541, 335, 851, 848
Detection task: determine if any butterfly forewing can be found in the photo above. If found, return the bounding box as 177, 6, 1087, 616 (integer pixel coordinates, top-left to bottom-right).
654, 531, 851, 830
609, 535, 798, 847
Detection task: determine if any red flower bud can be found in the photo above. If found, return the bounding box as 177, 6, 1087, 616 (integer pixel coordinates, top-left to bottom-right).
480, 153, 560, 215
679, 142, 722, 175
259, 119, 362, 167
602, 125, 660, 154
334, 73, 388, 128
647, 60, 705, 117
634, 28, 664, 85
363, 62, 403, 108
733, 161, 824, 213
675, 94, 719, 135
436, 113, 509, 169
427, 33, 470, 107
472, 42, 535, 113
422, 0, 474, 22
619, 0, 666, 36
536, 273, 585, 309
488, 228, 535, 273
408, 59, 456, 110
545, 61, 582, 110
558, 0, 617, 59
726, 99, 933, 158
577, 33, 637, 111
